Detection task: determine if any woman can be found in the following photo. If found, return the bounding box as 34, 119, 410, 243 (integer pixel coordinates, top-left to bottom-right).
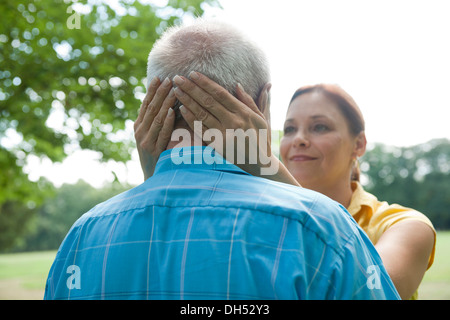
134, 73, 436, 299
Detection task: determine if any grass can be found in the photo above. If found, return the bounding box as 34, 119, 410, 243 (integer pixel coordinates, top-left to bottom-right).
0, 232, 449, 300
0, 250, 56, 299
417, 231, 450, 299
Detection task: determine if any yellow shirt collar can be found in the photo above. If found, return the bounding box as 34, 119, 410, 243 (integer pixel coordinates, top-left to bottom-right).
348, 181, 379, 217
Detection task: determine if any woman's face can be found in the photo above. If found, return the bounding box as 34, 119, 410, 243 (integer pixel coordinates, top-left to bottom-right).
280, 91, 364, 190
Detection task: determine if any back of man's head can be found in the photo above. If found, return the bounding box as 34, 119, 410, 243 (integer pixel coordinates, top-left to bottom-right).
147, 18, 270, 108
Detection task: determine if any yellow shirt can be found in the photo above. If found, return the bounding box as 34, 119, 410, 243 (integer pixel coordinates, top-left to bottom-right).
347, 181, 436, 300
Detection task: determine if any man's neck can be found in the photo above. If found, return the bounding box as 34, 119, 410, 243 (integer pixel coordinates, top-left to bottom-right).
166, 127, 204, 150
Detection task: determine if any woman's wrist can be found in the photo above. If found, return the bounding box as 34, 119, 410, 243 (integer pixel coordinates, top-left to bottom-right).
239, 155, 300, 187
267, 157, 300, 187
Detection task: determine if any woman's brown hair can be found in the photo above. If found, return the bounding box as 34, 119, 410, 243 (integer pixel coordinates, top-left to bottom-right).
289, 84, 365, 181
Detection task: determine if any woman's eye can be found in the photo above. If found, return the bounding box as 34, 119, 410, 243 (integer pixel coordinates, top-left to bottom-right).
283, 126, 295, 135
313, 124, 329, 133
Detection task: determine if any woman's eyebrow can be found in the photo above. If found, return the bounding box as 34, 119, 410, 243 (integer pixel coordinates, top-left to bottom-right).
310, 114, 329, 120
285, 115, 329, 123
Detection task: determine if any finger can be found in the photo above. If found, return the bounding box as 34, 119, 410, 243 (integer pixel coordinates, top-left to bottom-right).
257, 83, 271, 115
179, 105, 209, 137
236, 82, 265, 118
258, 83, 272, 125
144, 77, 162, 107
188, 71, 247, 113
148, 87, 177, 146
136, 77, 161, 126
173, 74, 235, 120
173, 86, 221, 129
154, 107, 176, 153
141, 77, 172, 133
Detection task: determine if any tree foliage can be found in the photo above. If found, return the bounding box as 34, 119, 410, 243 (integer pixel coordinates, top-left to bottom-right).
19, 180, 131, 252
0, 0, 217, 251
361, 138, 450, 230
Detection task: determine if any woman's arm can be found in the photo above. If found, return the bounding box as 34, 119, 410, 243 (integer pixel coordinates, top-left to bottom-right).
374, 220, 435, 299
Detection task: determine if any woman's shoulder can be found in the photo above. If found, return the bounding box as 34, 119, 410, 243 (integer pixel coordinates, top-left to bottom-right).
349, 181, 435, 241
370, 194, 434, 231
350, 182, 432, 225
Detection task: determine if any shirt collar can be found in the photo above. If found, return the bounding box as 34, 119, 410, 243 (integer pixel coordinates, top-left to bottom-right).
348, 181, 379, 217
153, 146, 252, 176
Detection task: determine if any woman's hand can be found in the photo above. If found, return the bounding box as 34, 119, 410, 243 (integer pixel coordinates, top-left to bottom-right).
172, 72, 300, 186
134, 77, 176, 180
172, 72, 271, 175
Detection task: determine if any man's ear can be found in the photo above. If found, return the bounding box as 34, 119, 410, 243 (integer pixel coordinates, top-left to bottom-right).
257, 83, 272, 123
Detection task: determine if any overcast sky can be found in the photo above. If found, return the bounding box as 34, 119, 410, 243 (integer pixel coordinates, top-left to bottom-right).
205, 0, 450, 146
26, 0, 450, 187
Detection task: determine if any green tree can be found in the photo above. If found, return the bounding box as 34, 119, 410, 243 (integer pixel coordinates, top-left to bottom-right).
360, 138, 450, 230
0, 0, 217, 251
17, 180, 131, 252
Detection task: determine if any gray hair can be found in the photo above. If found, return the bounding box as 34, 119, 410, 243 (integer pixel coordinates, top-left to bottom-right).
146, 18, 270, 106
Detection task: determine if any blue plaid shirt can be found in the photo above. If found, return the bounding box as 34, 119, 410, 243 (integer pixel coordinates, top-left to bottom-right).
45, 146, 399, 300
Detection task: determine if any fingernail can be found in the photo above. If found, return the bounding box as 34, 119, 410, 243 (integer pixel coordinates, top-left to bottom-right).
237, 83, 245, 92
189, 71, 199, 80
168, 88, 175, 97
173, 75, 185, 85
162, 77, 171, 87
148, 77, 159, 89
167, 108, 174, 116
179, 105, 187, 114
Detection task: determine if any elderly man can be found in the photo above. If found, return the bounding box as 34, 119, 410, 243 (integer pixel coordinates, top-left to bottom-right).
44, 18, 399, 300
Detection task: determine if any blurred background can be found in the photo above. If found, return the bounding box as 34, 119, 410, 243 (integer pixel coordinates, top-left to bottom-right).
0, 0, 449, 299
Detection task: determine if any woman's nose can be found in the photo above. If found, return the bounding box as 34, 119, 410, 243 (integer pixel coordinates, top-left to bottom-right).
293, 130, 310, 148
